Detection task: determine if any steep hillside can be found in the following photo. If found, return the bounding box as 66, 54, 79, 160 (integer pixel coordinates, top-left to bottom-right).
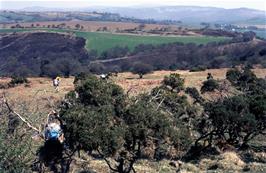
95, 39, 266, 72
0, 32, 90, 76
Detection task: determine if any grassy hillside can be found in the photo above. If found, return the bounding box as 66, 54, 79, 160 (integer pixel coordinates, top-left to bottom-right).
0, 28, 228, 53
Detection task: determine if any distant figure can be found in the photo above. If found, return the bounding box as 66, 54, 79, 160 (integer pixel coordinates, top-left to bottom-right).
53, 76, 60, 92
207, 73, 213, 80
100, 73, 110, 80
100, 72, 113, 80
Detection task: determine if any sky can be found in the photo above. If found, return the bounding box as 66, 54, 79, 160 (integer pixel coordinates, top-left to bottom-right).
1, 0, 266, 11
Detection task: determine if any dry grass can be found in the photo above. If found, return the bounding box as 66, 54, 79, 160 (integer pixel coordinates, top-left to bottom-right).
114, 68, 266, 95
0, 77, 74, 115
1, 68, 265, 104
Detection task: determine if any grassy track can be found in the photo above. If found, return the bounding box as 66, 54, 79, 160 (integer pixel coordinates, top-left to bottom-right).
0, 28, 229, 54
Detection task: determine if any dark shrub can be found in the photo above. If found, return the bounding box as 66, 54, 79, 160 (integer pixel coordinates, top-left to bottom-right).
162, 73, 185, 92
185, 87, 204, 103
189, 66, 206, 72
197, 94, 266, 147
226, 68, 242, 84
201, 79, 219, 93
8, 76, 29, 88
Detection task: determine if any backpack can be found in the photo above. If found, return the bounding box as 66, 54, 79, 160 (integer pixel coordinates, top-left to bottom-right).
48, 129, 60, 140
45, 123, 61, 141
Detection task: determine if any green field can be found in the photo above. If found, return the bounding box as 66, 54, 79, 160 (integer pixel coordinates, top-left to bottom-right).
0, 28, 229, 54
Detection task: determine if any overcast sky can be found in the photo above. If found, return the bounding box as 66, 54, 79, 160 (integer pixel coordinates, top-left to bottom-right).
1, 0, 266, 11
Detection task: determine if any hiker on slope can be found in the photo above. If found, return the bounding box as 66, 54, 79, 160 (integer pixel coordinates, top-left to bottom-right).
44, 111, 64, 143
53, 76, 60, 92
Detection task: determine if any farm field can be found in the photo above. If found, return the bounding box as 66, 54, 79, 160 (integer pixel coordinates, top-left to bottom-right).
0, 28, 229, 53
75, 31, 228, 53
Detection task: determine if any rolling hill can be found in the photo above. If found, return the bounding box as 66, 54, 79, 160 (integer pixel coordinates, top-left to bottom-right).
0, 28, 228, 54
1, 6, 265, 26
79, 6, 266, 25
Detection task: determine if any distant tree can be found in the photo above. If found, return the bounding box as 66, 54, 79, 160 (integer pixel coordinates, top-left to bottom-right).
75, 24, 80, 30
242, 31, 256, 42
102, 26, 108, 31
131, 62, 153, 79
15, 24, 20, 28
137, 24, 145, 31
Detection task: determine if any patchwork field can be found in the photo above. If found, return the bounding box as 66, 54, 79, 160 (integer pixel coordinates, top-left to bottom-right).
0, 20, 179, 32
0, 28, 229, 53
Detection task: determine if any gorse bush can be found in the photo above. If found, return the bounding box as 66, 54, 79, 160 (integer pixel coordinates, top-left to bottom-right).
59, 73, 199, 172
8, 76, 29, 88
201, 79, 219, 93
196, 67, 266, 148
0, 114, 33, 173
226, 67, 265, 94
185, 87, 204, 104
162, 73, 185, 92
197, 94, 266, 147
60, 74, 175, 173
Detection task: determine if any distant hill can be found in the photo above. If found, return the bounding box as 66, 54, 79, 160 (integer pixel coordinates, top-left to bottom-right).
1, 6, 265, 26
88, 6, 265, 25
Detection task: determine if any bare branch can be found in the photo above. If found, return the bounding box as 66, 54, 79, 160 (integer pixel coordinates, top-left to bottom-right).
2, 95, 45, 136
156, 97, 165, 110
